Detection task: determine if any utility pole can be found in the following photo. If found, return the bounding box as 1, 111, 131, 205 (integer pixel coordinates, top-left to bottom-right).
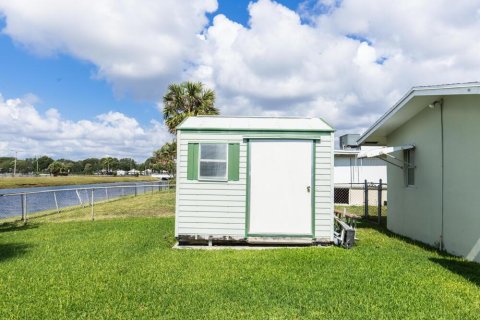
10, 150, 20, 177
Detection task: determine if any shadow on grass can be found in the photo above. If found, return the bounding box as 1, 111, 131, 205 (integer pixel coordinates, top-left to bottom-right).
356, 219, 449, 256
0, 222, 39, 234
0, 243, 32, 262
429, 257, 480, 287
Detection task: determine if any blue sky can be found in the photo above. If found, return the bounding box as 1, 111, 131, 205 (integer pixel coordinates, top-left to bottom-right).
0, 0, 478, 160
0, 0, 301, 126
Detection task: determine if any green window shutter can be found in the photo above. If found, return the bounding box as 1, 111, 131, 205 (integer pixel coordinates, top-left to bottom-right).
187, 143, 199, 180
228, 143, 240, 181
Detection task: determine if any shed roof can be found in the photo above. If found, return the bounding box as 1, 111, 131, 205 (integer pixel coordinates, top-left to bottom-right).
177, 116, 334, 132
358, 82, 480, 145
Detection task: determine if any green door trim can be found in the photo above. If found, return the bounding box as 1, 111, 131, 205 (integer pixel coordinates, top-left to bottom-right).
245, 138, 316, 239
244, 140, 251, 238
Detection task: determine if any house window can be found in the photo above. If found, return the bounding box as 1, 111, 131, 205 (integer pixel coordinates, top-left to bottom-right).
404, 149, 415, 186
199, 143, 228, 180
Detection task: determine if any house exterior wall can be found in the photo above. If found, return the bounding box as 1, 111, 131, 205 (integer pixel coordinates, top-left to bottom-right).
443, 95, 480, 262
334, 155, 387, 184
175, 130, 334, 242
386, 105, 443, 248
386, 95, 480, 263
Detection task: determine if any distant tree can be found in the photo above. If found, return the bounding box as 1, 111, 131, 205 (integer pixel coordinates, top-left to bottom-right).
83, 163, 93, 175
48, 161, 66, 176
163, 81, 218, 134
82, 158, 101, 172
37, 156, 54, 172
118, 158, 136, 171
153, 142, 177, 174
101, 157, 114, 173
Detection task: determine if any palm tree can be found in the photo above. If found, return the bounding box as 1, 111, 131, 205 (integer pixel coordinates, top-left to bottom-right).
101, 157, 113, 173
153, 142, 177, 175
163, 81, 218, 134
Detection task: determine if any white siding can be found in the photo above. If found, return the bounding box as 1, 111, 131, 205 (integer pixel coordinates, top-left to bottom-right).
334, 155, 387, 184
176, 132, 247, 238
175, 131, 334, 242
314, 133, 334, 241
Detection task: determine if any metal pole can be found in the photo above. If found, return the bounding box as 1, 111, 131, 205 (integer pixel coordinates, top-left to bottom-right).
90, 189, 94, 221
378, 179, 382, 225
364, 179, 368, 219
76, 189, 83, 207
53, 191, 60, 214
105, 188, 109, 201
134, 185, 138, 197
13, 153, 17, 177
22, 193, 27, 223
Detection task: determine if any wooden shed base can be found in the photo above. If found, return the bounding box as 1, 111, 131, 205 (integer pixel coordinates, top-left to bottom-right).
176, 235, 332, 247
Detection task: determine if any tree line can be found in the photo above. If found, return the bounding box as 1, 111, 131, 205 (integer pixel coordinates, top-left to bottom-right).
0, 156, 153, 176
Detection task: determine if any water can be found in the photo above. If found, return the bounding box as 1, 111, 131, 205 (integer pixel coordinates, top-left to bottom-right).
0, 181, 168, 219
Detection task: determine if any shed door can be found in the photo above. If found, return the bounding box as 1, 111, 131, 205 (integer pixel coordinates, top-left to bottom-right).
249, 140, 313, 236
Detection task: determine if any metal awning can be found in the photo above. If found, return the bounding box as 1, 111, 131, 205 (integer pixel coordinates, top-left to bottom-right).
357, 144, 415, 169
357, 145, 415, 159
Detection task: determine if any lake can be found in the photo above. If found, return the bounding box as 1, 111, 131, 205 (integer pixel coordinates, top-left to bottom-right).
0, 181, 168, 219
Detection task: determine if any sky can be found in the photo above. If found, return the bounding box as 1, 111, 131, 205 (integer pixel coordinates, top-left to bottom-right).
0, 0, 479, 161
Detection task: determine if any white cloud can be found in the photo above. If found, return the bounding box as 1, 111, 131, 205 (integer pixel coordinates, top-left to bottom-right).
191, 0, 480, 135
0, 0, 217, 99
0, 94, 172, 161
1, 0, 480, 140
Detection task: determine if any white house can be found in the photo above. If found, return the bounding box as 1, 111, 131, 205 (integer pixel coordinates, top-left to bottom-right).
358, 82, 480, 263
175, 116, 335, 245
334, 134, 387, 205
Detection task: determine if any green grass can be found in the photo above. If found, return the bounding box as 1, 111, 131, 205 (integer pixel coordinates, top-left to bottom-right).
0, 194, 479, 319
28, 190, 176, 223
0, 175, 158, 189
335, 205, 388, 225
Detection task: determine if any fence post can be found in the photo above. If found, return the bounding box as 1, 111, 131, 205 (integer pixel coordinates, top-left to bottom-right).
21, 193, 27, 223
135, 185, 138, 197
378, 179, 382, 225
364, 179, 368, 219
105, 188, 109, 201
76, 189, 83, 207
53, 191, 60, 214
90, 189, 95, 221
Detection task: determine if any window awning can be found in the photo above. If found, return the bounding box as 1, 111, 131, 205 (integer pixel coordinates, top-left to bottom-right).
357, 144, 415, 159
357, 144, 415, 169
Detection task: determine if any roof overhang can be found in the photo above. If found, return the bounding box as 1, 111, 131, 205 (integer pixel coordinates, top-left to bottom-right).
358, 82, 480, 145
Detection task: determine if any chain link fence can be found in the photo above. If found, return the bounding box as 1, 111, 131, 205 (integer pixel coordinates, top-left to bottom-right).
0, 182, 175, 223
334, 180, 387, 225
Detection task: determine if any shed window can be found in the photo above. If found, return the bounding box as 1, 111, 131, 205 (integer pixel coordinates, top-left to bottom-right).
404, 149, 415, 186
199, 143, 228, 180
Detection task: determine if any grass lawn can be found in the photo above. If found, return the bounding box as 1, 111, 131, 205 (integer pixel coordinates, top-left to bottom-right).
0, 194, 479, 319
0, 175, 158, 190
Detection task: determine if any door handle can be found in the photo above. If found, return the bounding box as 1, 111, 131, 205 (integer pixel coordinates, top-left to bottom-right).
307, 186, 311, 193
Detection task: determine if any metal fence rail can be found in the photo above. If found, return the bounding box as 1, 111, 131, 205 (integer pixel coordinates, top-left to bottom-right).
334, 179, 387, 224
0, 182, 174, 222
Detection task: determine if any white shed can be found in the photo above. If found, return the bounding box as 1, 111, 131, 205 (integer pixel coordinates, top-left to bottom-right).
175, 116, 335, 245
